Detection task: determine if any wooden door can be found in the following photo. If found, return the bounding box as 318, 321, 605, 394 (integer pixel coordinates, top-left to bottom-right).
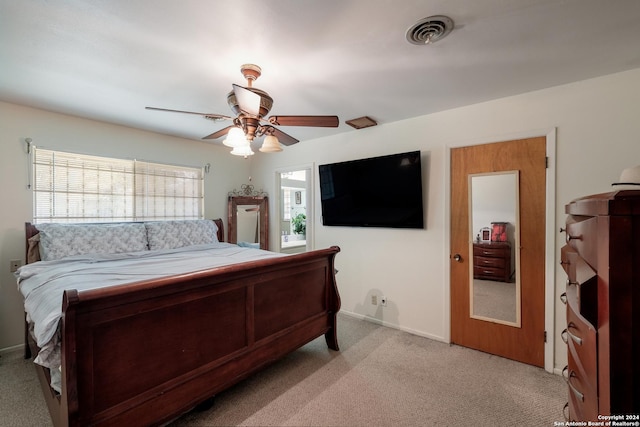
450, 137, 546, 367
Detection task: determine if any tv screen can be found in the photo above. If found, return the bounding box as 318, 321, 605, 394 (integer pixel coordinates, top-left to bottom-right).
319, 151, 424, 229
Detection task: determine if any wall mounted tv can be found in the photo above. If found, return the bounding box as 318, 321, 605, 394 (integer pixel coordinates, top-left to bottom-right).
319, 150, 424, 229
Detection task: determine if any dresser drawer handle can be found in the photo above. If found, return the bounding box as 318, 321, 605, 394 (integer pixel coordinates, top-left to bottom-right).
566, 323, 583, 346
561, 327, 583, 346
560, 292, 567, 304
566, 278, 579, 287
562, 366, 585, 402
562, 365, 569, 379
559, 260, 570, 266
569, 378, 585, 402
566, 234, 581, 243
563, 402, 570, 421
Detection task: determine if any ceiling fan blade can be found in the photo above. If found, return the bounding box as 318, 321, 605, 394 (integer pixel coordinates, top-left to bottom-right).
202, 125, 235, 140
232, 84, 261, 117
271, 127, 299, 146
268, 115, 339, 127
145, 106, 231, 120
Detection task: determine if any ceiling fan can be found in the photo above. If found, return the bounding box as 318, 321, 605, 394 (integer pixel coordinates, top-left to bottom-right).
146, 64, 339, 155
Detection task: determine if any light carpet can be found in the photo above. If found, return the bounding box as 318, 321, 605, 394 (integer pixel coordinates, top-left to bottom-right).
0, 314, 566, 426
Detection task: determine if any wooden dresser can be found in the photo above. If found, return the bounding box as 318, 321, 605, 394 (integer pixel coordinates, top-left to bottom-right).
561, 190, 640, 420
473, 242, 511, 282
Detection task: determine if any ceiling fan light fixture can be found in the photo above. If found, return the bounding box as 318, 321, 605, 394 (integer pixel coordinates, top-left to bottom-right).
259, 135, 283, 153
223, 126, 249, 147
230, 141, 254, 157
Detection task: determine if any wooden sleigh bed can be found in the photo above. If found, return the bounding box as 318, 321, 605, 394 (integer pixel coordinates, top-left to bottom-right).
20, 219, 341, 427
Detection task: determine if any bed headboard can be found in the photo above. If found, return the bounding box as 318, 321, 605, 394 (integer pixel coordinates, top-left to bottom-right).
24, 218, 225, 264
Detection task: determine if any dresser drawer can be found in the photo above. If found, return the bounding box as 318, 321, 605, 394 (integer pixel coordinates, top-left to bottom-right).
474, 255, 506, 269
565, 284, 596, 334
473, 242, 511, 282
565, 215, 598, 269
562, 247, 597, 324
473, 265, 507, 279
564, 299, 598, 421
564, 295, 597, 388
560, 245, 573, 276
565, 350, 598, 421
566, 323, 598, 398
473, 244, 509, 258
572, 256, 598, 325
571, 252, 596, 286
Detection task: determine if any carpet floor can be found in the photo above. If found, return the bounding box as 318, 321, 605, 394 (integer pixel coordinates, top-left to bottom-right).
0, 314, 566, 426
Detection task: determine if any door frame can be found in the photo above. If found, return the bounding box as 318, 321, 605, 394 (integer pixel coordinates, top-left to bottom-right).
274, 163, 315, 252
444, 128, 557, 373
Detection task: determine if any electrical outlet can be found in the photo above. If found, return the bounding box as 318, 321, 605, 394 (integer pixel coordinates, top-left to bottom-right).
10, 259, 22, 272
381, 296, 387, 307
371, 295, 378, 305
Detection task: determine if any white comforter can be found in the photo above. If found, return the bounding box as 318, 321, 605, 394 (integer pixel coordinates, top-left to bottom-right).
16, 242, 284, 391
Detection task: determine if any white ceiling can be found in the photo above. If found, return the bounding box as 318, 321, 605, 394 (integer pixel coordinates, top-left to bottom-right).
2, 0, 640, 147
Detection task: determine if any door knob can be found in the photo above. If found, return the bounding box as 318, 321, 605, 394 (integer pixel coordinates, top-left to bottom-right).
453, 254, 463, 262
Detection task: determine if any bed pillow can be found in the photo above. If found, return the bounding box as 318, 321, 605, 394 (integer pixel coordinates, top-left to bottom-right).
27, 233, 41, 263
145, 220, 219, 251
38, 223, 149, 261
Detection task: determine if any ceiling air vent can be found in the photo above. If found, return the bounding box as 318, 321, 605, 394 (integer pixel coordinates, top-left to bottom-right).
346, 116, 377, 130
406, 15, 454, 45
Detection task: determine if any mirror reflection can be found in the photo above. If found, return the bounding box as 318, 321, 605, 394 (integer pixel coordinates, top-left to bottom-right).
469, 171, 520, 326
228, 195, 269, 250
236, 204, 260, 247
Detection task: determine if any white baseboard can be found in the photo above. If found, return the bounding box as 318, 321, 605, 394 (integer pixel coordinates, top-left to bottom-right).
0, 343, 24, 356
339, 310, 447, 344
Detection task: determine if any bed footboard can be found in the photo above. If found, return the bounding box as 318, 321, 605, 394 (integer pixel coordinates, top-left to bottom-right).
54, 246, 340, 427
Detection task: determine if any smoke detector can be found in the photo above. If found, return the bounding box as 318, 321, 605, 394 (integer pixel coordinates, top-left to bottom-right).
406, 15, 454, 45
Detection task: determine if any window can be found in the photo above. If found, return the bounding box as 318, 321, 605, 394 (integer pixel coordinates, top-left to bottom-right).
282, 188, 292, 220
33, 148, 203, 223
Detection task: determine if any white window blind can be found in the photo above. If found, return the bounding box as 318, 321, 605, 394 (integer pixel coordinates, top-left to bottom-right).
33, 148, 203, 223
282, 188, 292, 220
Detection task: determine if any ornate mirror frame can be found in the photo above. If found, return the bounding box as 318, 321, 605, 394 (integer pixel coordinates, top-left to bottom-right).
228, 195, 269, 250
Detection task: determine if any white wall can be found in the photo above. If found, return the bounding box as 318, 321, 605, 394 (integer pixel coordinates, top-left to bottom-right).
0, 101, 251, 351
250, 67, 640, 372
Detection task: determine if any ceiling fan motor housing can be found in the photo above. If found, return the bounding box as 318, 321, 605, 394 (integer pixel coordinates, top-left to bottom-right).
227, 88, 273, 117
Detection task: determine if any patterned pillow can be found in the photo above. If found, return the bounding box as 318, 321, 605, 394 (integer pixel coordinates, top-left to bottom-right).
145, 220, 219, 251
38, 223, 149, 261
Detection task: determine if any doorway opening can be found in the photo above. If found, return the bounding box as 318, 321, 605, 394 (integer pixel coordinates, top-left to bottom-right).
276, 166, 313, 254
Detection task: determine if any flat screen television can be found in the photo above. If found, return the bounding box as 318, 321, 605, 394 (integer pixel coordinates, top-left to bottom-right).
318, 151, 424, 229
